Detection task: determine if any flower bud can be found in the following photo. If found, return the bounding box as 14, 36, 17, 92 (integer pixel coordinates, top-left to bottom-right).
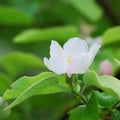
99, 60, 113, 76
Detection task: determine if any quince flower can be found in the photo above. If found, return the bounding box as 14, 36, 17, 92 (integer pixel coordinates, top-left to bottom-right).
44, 37, 101, 77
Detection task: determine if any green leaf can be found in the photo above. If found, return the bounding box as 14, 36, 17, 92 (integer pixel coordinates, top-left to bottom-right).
3, 72, 69, 110
95, 91, 118, 108
0, 5, 33, 26
86, 92, 99, 120
83, 71, 120, 99
103, 26, 120, 45
13, 26, 79, 43
69, 93, 98, 120
70, 105, 92, 120
69, 0, 103, 22
0, 52, 45, 78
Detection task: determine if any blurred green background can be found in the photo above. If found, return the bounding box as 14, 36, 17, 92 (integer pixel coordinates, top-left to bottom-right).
0, 0, 120, 119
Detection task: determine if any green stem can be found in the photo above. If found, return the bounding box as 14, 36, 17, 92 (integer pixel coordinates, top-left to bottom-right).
72, 90, 87, 104
66, 74, 87, 104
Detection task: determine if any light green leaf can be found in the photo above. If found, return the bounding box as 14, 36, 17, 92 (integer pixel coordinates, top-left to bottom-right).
103, 26, 120, 45
13, 26, 79, 43
83, 71, 120, 99
70, 93, 98, 120
3, 72, 69, 110
0, 52, 45, 78
0, 5, 33, 26
69, 0, 103, 22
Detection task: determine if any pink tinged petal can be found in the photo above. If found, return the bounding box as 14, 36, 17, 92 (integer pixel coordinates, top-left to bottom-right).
99, 60, 113, 76
50, 40, 63, 57
63, 37, 88, 58
87, 43, 101, 66
44, 55, 67, 74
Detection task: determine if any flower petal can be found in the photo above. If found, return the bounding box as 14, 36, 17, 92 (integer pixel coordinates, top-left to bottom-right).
87, 43, 101, 66
66, 54, 88, 76
50, 40, 63, 57
44, 55, 67, 74
63, 37, 88, 58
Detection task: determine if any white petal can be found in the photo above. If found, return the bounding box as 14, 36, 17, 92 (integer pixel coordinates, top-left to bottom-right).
50, 40, 63, 57
87, 43, 101, 66
66, 54, 88, 76
63, 37, 88, 58
44, 55, 67, 74
44, 58, 51, 71
66, 43, 101, 76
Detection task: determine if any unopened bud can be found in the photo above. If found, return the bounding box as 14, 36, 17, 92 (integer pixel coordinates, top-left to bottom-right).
99, 60, 113, 76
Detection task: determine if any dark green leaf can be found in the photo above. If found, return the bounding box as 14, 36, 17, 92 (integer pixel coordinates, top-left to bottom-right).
86, 92, 99, 120
70, 93, 99, 120
70, 105, 93, 120
95, 91, 118, 108
69, 0, 103, 22
0, 5, 33, 26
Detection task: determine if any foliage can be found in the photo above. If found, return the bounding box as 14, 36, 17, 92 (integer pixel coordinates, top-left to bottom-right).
0, 0, 120, 120
69, 92, 99, 120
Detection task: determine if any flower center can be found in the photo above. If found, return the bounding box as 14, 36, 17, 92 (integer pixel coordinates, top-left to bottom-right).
66, 56, 72, 63
64, 54, 72, 63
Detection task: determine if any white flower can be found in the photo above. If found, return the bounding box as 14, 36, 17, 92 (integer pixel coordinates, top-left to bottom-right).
44, 37, 101, 77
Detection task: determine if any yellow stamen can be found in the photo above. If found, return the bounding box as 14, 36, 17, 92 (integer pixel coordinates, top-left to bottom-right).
67, 56, 72, 63
64, 54, 72, 63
